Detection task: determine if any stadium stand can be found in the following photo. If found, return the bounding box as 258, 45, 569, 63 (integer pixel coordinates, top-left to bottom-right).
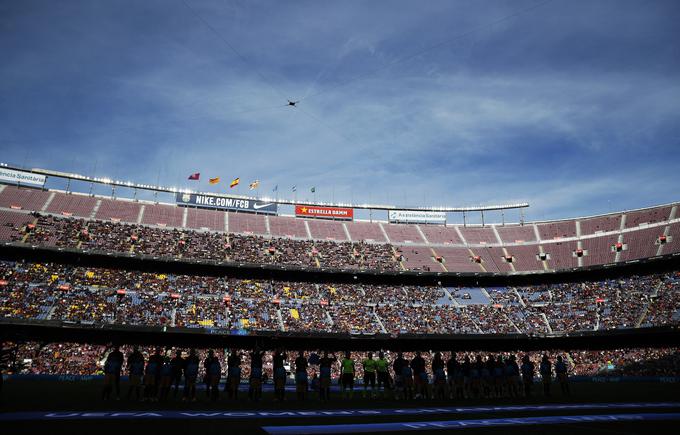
0, 185, 50, 211
581, 234, 618, 267
185, 207, 225, 231
382, 223, 424, 243
280, 302, 334, 332
306, 218, 347, 241
345, 221, 386, 242
619, 226, 663, 262
397, 246, 440, 271
458, 226, 499, 245
45, 192, 97, 217
140, 203, 184, 227
435, 247, 484, 272
419, 224, 463, 244
227, 211, 268, 235
94, 198, 142, 223
506, 245, 543, 272
0, 210, 34, 242
662, 222, 680, 255
328, 304, 382, 333
580, 214, 622, 235
1, 187, 679, 274
466, 247, 504, 273
543, 241, 579, 270
5, 209, 680, 272
483, 246, 516, 273
537, 220, 577, 240
0, 260, 678, 347
496, 224, 536, 244
624, 205, 673, 228
268, 216, 308, 239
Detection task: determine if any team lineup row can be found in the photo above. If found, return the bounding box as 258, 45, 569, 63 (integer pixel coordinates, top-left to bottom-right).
7, 342, 679, 379
98, 347, 571, 402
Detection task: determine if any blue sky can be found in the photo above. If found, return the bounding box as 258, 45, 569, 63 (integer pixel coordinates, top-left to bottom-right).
1, 0, 679, 223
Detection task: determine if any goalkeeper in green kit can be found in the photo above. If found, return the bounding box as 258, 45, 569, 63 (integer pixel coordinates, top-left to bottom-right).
362, 352, 377, 398
376, 351, 390, 398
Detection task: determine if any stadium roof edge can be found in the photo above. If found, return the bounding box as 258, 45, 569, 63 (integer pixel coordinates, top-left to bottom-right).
1, 163, 530, 212
3, 163, 679, 222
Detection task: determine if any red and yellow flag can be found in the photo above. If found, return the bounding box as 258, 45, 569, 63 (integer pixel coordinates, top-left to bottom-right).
209, 177, 220, 185
230, 177, 240, 188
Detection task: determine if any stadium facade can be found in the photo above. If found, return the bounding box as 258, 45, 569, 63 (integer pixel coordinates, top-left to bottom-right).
0, 165, 679, 350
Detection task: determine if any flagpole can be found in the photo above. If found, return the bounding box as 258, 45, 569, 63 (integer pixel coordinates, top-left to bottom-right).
88, 160, 97, 197
154, 168, 160, 204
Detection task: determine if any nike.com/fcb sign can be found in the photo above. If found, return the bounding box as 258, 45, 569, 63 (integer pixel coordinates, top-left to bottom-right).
295, 205, 353, 220
176, 193, 278, 214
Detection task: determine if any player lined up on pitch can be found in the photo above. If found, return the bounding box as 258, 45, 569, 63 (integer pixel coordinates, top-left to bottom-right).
101, 346, 571, 402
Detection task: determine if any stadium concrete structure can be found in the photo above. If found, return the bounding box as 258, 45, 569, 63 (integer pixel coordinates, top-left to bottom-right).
0, 181, 678, 274
0, 171, 678, 345
1, 168, 679, 351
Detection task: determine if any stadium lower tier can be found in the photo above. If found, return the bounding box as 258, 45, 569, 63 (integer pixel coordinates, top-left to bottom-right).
1, 202, 678, 274
1, 260, 678, 334
4, 342, 679, 379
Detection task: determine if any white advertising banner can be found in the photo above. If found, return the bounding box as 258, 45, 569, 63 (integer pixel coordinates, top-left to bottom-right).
0, 168, 47, 187
388, 210, 446, 224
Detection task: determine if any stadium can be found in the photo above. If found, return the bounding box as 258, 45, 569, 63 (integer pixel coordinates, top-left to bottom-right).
1, 1, 680, 434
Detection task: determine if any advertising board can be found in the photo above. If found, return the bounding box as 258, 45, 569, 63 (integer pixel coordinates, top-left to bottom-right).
176, 193, 277, 214
295, 205, 353, 220
0, 168, 47, 187
388, 210, 446, 224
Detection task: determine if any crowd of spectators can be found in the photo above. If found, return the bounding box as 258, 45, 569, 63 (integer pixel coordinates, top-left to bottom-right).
11, 213, 399, 271
376, 305, 479, 335
328, 305, 382, 333
1, 260, 679, 335
506, 306, 551, 334
509, 274, 673, 332
280, 303, 333, 332
568, 347, 680, 376
641, 276, 680, 327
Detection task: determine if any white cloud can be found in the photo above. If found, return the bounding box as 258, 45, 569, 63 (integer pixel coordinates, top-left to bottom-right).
2, 0, 679, 220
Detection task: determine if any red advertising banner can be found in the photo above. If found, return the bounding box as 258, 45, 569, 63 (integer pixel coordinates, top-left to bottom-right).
295, 205, 354, 220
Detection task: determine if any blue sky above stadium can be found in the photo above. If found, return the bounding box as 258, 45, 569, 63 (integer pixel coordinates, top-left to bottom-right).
1, 0, 679, 222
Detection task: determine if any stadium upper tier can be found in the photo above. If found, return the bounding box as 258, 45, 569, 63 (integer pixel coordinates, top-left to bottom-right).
0, 184, 678, 274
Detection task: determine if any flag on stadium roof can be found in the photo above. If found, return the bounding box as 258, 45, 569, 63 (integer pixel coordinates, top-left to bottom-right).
230, 177, 240, 188
311, 186, 316, 193
249, 180, 260, 190
209, 177, 220, 185
272, 184, 278, 192
187, 173, 200, 181
292, 185, 297, 192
